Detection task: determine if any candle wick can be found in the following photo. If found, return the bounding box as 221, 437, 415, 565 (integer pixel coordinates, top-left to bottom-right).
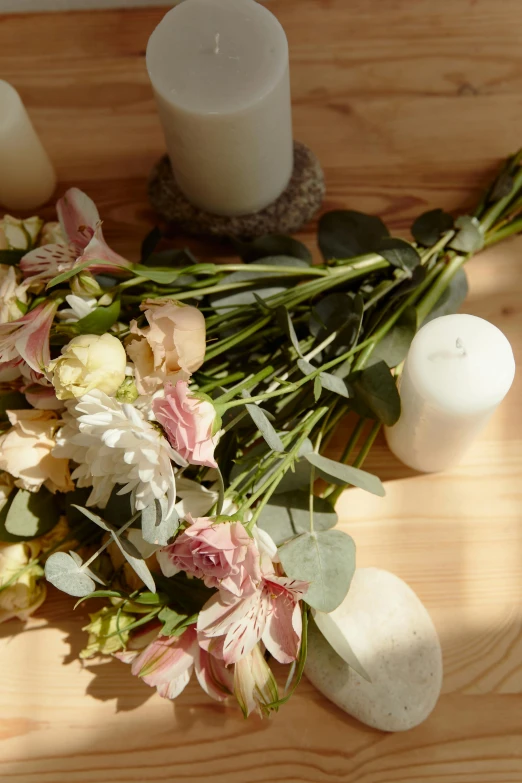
214, 33, 220, 55
456, 337, 467, 356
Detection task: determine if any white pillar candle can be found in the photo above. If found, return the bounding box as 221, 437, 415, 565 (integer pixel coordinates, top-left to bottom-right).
0, 81, 56, 211
385, 314, 515, 473
146, 0, 293, 217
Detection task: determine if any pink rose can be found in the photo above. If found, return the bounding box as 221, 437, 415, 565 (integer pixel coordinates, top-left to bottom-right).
153, 381, 218, 468
158, 515, 262, 597
127, 300, 206, 395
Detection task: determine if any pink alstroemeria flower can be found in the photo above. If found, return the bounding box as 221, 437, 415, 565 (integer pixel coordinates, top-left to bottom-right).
233, 643, 279, 718
197, 572, 308, 666
158, 515, 262, 597
116, 625, 233, 702
0, 301, 58, 372
21, 188, 131, 286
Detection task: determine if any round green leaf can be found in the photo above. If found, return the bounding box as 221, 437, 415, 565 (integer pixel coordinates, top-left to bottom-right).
318, 210, 390, 261
3, 488, 59, 540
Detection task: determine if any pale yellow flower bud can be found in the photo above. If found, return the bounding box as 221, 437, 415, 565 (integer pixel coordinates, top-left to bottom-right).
48, 333, 127, 400
79, 606, 136, 659
0, 215, 43, 251
0, 541, 46, 624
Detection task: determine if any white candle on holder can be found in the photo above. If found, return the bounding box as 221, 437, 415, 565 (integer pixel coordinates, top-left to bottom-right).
0, 80, 56, 211
146, 0, 293, 217
385, 314, 515, 473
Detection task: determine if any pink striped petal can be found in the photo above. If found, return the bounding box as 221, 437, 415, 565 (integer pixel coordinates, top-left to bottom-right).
132, 625, 197, 689
20, 243, 78, 283
77, 226, 132, 275
194, 647, 233, 702
57, 188, 100, 251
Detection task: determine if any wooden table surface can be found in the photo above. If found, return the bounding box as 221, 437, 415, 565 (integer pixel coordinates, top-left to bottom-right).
1, 2, 521, 781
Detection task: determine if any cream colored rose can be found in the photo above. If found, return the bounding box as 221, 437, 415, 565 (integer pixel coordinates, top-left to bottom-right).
0, 541, 46, 624
0, 264, 29, 323
127, 300, 206, 395
48, 333, 127, 400
0, 410, 73, 493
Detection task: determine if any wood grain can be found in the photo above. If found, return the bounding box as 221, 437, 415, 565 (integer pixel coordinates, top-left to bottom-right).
0, 2, 521, 781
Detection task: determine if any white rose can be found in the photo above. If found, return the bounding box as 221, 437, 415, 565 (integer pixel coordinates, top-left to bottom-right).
0, 541, 46, 624
48, 333, 127, 400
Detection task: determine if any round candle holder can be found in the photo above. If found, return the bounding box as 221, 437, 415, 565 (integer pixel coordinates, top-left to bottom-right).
148, 141, 325, 239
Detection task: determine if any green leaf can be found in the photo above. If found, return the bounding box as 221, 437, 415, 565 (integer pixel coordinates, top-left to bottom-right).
141, 497, 180, 547
257, 490, 337, 545
140, 226, 162, 261
298, 359, 351, 398
411, 208, 454, 246
110, 531, 156, 593
45, 551, 100, 598
46, 258, 116, 288
490, 169, 514, 202
366, 307, 417, 368
210, 257, 309, 313
75, 300, 121, 335
276, 306, 303, 357
304, 453, 385, 496
244, 400, 285, 453
74, 590, 125, 609
353, 361, 401, 426
279, 530, 356, 613
449, 215, 484, 253
423, 268, 469, 324
3, 488, 59, 540
233, 235, 312, 264
376, 237, 421, 274
309, 293, 363, 356
0, 249, 25, 266
311, 612, 371, 681
313, 375, 322, 402
0, 390, 31, 420
318, 211, 389, 261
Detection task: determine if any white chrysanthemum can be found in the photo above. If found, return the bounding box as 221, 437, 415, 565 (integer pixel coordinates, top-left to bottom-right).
53, 390, 185, 514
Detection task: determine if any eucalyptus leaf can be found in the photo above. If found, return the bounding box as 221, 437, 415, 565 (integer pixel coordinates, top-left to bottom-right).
276, 306, 302, 356
211, 257, 309, 313
318, 211, 389, 261
71, 504, 114, 532
3, 488, 59, 540
309, 293, 363, 356
490, 169, 514, 202
423, 268, 469, 324
142, 497, 180, 547
376, 237, 421, 274
244, 398, 285, 453
278, 530, 356, 613
143, 248, 196, 270
75, 300, 121, 335
449, 215, 484, 253
313, 375, 322, 402
352, 361, 401, 426
45, 552, 98, 598
297, 359, 350, 398
311, 613, 371, 682
411, 208, 454, 246
111, 532, 156, 593
305, 453, 385, 496
233, 235, 312, 264
366, 307, 417, 368
257, 490, 338, 545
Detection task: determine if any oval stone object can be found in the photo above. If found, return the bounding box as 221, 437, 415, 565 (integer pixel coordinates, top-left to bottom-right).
305, 567, 443, 731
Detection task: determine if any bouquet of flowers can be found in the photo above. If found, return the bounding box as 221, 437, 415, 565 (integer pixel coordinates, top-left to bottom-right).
0, 151, 521, 716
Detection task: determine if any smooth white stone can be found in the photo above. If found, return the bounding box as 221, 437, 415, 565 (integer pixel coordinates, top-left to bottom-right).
305, 567, 443, 732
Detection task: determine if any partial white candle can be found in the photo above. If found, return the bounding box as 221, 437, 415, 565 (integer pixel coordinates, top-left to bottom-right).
146, 0, 293, 217
385, 314, 515, 472
0, 80, 56, 211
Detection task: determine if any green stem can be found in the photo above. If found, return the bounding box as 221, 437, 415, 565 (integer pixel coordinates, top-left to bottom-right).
415, 254, 466, 324
215, 366, 275, 404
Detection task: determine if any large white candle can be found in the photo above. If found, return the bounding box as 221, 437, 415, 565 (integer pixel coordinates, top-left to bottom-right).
0, 81, 56, 211
146, 0, 293, 217
385, 314, 515, 472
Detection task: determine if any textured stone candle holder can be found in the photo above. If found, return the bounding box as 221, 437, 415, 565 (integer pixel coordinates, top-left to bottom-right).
148, 141, 325, 239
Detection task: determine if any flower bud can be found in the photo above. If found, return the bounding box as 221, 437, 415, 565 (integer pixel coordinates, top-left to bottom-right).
0, 541, 46, 624
115, 376, 139, 404
70, 271, 103, 297
79, 606, 136, 659
0, 215, 43, 251
48, 333, 127, 400
39, 221, 65, 246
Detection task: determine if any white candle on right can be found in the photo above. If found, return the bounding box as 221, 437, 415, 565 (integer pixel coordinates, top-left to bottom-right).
0, 80, 56, 211
385, 314, 515, 473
